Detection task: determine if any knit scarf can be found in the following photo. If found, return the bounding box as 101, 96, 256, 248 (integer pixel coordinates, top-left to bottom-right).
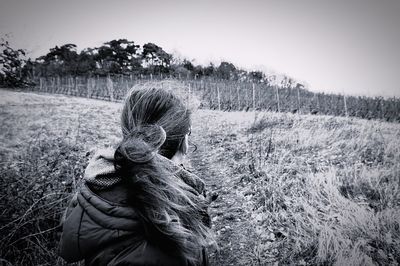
84, 147, 206, 196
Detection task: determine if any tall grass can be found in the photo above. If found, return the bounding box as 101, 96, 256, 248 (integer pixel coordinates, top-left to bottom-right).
0, 130, 86, 265
0, 89, 122, 265
243, 114, 400, 265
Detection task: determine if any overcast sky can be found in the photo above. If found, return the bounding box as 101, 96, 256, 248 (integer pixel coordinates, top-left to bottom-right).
1, 0, 399, 97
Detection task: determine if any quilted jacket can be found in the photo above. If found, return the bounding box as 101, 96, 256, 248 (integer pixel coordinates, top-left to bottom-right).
59, 148, 210, 266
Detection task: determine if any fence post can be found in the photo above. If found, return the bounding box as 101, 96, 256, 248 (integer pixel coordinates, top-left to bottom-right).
297, 86, 301, 114
252, 83, 255, 110
237, 86, 240, 110
56, 76, 61, 93
107, 75, 114, 101
87, 77, 91, 98
316, 94, 320, 111
229, 85, 232, 109
217, 86, 221, 111
276, 86, 280, 112
125, 77, 130, 95
245, 86, 248, 109
68, 77, 72, 95
73, 76, 77, 95
51, 77, 55, 92
65, 77, 68, 94
95, 75, 99, 99
209, 84, 213, 108
187, 83, 191, 108
343, 94, 348, 117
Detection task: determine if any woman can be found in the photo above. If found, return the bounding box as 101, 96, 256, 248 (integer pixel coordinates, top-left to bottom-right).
59, 85, 215, 265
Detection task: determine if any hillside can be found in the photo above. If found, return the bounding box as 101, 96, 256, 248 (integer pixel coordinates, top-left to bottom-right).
1, 88, 399, 265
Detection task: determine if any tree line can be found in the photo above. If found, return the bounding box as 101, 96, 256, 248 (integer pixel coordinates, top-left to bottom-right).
1, 37, 399, 122
2, 38, 273, 85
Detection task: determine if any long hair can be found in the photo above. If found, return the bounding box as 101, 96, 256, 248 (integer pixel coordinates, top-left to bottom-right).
114, 84, 214, 263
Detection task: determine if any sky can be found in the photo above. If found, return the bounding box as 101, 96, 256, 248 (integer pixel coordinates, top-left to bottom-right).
1, 0, 399, 97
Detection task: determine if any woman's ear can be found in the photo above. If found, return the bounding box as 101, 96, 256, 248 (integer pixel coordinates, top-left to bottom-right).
171, 134, 189, 164
181, 134, 189, 155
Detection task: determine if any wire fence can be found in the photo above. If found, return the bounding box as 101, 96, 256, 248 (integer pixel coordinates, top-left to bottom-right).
25, 75, 400, 122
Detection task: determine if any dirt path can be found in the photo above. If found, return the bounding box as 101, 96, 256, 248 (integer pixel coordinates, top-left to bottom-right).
187, 111, 258, 265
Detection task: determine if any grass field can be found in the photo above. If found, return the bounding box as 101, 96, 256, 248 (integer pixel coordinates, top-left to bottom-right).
1, 88, 399, 265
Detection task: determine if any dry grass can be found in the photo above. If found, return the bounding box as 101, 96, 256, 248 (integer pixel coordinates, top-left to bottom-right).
0, 133, 83, 265
184, 109, 399, 265
208, 112, 400, 265
0, 88, 399, 265
0, 89, 121, 265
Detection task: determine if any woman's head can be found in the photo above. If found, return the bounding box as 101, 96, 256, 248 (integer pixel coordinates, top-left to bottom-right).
114, 84, 213, 263
120, 86, 191, 160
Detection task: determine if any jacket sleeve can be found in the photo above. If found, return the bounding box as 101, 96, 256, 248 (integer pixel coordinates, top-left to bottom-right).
58, 192, 84, 263
60, 192, 78, 225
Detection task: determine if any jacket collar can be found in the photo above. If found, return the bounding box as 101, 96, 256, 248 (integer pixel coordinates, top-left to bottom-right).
84, 147, 206, 196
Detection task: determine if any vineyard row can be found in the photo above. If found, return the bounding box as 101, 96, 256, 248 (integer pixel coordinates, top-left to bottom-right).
27, 75, 400, 122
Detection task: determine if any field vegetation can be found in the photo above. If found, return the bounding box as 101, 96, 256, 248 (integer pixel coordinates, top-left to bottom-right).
0, 86, 399, 265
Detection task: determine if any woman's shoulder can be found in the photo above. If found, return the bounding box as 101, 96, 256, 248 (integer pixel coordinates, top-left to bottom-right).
81, 184, 207, 266
87, 182, 131, 206
59, 183, 143, 263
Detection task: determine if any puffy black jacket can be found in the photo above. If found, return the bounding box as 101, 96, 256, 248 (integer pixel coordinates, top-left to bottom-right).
59, 183, 208, 265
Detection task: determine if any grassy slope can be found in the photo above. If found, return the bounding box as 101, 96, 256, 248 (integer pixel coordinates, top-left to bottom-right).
1, 89, 399, 265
